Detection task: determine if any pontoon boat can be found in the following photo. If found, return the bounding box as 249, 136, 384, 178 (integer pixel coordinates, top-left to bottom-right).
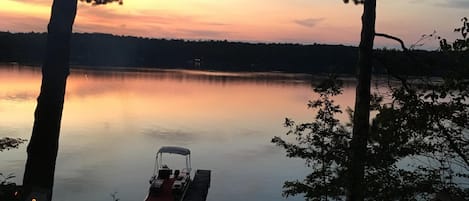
144, 146, 192, 201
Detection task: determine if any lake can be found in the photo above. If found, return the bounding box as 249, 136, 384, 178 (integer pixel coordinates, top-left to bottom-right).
0, 64, 359, 201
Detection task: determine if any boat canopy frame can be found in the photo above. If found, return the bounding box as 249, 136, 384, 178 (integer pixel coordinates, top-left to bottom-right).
153, 146, 192, 176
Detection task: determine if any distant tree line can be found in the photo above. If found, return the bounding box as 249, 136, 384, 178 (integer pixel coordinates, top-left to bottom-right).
0, 32, 465, 76
0, 32, 358, 73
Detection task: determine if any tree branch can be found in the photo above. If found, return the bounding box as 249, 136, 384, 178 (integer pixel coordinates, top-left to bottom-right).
439, 125, 469, 168
375, 32, 409, 52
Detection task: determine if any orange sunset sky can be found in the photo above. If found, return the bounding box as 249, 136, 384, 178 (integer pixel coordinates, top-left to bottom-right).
0, 0, 468, 48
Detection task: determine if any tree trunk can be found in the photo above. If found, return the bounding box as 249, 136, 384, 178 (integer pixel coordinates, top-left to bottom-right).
22, 0, 77, 200
347, 0, 376, 201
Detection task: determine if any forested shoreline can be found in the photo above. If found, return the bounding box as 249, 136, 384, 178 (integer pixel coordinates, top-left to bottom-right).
1, 31, 456, 76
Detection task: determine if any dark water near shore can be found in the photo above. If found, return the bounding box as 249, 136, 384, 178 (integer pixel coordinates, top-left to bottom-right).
0, 65, 361, 201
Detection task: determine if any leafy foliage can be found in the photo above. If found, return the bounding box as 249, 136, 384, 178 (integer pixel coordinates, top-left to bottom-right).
343, 0, 365, 4
1, 140, 23, 201
366, 18, 469, 199
0, 138, 26, 152
368, 80, 469, 199
274, 18, 469, 200
272, 77, 351, 201
272, 76, 460, 200
369, 17, 469, 200
80, 0, 123, 5
440, 17, 468, 51
0, 173, 15, 185
0, 176, 21, 201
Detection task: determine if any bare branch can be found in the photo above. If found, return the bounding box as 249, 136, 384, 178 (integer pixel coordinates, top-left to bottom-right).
375, 33, 409, 51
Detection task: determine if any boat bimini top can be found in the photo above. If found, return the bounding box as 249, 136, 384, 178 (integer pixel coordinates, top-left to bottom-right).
153, 146, 192, 177
158, 146, 191, 156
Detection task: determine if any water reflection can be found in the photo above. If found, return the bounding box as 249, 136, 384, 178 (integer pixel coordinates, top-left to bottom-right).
141, 127, 201, 145
0, 65, 361, 201
69, 67, 314, 86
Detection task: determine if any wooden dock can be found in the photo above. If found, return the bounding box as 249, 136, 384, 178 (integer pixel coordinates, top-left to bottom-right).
182, 170, 211, 201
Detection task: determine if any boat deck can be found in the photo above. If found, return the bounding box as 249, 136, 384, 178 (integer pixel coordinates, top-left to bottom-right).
145, 178, 175, 201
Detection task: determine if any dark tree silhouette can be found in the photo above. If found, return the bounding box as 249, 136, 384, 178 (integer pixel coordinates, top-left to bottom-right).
273, 1, 378, 200
343, 1, 376, 201
272, 77, 351, 201
272, 11, 469, 201
22, 0, 78, 199
0, 32, 359, 74
21, 0, 121, 200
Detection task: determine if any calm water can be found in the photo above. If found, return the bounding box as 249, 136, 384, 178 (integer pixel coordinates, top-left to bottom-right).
0, 64, 359, 201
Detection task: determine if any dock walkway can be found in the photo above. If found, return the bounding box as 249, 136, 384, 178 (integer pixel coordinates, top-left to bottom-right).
182, 170, 211, 201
